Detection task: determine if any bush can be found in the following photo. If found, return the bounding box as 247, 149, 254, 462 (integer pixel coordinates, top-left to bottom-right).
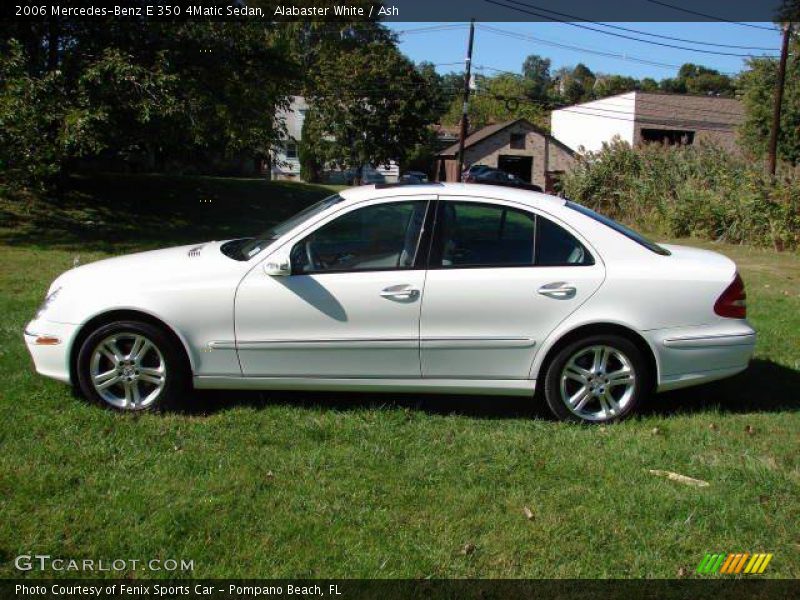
561, 140, 800, 251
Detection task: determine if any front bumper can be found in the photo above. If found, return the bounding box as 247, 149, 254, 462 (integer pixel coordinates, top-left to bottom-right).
24, 318, 78, 384
648, 321, 757, 392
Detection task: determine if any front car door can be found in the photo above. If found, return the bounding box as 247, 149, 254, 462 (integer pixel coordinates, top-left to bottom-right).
235, 196, 434, 378
419, 197, 605, 379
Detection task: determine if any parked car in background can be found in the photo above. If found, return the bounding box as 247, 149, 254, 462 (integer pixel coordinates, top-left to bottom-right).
467, 167, 544, 192
461, 164, 494, 181
399, 171, 429, 184
26, 183, 755, 423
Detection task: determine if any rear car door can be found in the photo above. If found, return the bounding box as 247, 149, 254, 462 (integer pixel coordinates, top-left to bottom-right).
419, 197, 605, 379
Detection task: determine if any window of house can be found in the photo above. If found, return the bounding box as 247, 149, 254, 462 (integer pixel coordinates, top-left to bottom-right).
291, 201, 429, 274
285, 141, 298, 159
640, 128, 695, 146
510, 133, 526, 150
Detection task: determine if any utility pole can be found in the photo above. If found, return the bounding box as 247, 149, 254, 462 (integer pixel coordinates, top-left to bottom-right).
767, 22, 792, 177
457, 19, 475, 180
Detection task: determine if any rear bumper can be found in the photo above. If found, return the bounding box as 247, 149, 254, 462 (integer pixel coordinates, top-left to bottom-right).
24, 318, 76, 384
648, 322, 756, 392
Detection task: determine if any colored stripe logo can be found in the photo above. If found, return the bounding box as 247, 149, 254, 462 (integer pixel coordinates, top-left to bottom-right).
696, 552, 773, 574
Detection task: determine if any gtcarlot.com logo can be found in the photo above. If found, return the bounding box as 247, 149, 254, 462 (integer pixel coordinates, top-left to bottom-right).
696, 552, 773, 575
15, 554, 194, 572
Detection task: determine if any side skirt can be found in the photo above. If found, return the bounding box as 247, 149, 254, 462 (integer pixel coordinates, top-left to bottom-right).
194, 376, 536, 397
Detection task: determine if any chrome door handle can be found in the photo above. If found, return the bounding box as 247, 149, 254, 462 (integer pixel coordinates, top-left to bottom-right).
537, 282, 577, 299
380, 284, 419, 300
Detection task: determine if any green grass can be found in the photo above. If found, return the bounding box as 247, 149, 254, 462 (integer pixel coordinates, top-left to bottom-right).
0, 175, 798, 579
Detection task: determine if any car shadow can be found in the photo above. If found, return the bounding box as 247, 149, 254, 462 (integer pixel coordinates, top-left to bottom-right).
179, 359, 799, 420
641, 358, 800, 417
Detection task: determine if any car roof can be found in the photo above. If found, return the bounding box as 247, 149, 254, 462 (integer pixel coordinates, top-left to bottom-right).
338, 182, 566, 210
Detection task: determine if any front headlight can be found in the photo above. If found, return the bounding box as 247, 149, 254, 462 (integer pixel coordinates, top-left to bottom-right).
35, 287, 62, 319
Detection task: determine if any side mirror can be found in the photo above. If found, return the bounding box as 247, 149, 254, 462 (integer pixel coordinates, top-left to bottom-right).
263, 250, 291, 276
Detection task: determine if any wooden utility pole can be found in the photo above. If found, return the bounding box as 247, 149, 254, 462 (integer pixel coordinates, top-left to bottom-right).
457, 19, 476, 180
767, 23, 792, 177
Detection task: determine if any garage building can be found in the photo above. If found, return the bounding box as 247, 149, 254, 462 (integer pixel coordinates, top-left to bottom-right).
434, 118, 576, 192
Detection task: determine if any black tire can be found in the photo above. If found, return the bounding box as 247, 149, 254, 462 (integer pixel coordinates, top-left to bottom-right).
542, 334, 650, 423
76, 320, 189, 412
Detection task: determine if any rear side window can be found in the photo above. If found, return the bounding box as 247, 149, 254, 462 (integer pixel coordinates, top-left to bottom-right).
429, 201, 593, 268
566, 201, 670, 256
536, 215, 594, 266
429, 202, 535, 267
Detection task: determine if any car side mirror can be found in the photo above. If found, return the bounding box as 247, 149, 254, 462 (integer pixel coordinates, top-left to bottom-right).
263, 250, 291, 276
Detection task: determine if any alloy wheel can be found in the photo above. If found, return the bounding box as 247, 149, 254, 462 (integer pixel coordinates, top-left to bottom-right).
559, 345, 636, 422
89, 332, 166, 410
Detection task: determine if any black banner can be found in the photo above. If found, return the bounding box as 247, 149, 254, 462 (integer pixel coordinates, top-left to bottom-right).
2, 580, 799, 600
2, 0, 791, 23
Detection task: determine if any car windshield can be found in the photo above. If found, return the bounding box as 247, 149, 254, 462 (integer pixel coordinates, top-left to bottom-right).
222, 194, 343, 260
565, 200, 671, 256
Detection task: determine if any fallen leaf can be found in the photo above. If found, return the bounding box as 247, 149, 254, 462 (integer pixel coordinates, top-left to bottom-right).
522, 506, 534, 520
651, 427, 661, 435
709, 423, 719, 431
745, 425, 756, 435
677, 566, 688, 578
266, 470, 274, 479
461, 543, 476, 555
649, 469, 709, 487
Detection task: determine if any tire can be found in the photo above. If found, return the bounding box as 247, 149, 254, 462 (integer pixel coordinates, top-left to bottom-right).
76, 320, 189, 412
542, 334, 649, 423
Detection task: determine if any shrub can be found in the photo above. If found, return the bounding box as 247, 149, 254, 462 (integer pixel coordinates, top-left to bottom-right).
562, 140, 800, 251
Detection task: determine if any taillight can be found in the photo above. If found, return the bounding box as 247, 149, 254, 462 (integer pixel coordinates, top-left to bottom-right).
714, 272, 747, 319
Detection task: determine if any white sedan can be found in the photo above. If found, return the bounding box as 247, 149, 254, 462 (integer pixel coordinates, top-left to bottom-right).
25, 183, 756, 423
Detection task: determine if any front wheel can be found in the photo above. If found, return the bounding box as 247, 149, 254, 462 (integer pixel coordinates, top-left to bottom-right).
543, 335, 649, 423
76, 321, 188, 412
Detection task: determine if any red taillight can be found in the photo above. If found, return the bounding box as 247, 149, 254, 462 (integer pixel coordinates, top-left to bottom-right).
714, 272, 747, 319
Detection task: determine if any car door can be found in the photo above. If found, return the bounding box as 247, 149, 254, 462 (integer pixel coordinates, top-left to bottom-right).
419, 197, 605, 379
235, 196, 434, 378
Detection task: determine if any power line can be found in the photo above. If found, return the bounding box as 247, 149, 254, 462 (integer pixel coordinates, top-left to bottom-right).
484, 0, 779, 58
478, 24, 689, 71
643, 0, 779, 32
495, 0, 777, 51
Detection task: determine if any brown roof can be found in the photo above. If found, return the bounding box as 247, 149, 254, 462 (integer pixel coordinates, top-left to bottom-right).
437, 118, 574, 158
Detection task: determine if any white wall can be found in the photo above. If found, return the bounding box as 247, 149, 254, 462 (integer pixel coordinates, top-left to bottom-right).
550, 92, 636, 153
273, 96, 309, 178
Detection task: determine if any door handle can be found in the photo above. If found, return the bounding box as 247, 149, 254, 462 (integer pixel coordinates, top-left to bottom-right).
380, 284, 420, 300
537, 282, 577, 299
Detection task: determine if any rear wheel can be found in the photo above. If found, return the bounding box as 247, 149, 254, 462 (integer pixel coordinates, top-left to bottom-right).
76, 320, 188, 411
543, 334, 649, 423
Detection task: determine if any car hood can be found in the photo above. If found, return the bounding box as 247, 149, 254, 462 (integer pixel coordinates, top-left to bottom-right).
48, 241, 241, 293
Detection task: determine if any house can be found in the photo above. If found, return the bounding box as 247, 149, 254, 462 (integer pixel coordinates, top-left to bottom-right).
434, 118, 576, 192
271, 95, 400, 184
550, 91, 745, 155
271, 96, 309, 180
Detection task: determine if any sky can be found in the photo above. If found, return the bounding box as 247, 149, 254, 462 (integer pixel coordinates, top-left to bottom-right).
386, 21, 783, 80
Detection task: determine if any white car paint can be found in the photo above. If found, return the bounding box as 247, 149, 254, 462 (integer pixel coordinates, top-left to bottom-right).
25, 183, 756, 405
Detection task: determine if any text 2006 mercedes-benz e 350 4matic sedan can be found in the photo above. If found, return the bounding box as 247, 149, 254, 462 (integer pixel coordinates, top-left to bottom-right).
25, 183, 755, 423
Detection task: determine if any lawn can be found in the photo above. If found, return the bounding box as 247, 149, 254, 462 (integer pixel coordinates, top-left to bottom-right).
0, 175, 798, 579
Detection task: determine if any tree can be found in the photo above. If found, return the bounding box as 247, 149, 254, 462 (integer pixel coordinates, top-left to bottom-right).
593, 74, 638, 98
441, 73, 548, 131
0, 18, 298, 189
302, 36, 438, 182
522, 54, 551, 100
739, 36, 800, 166
640, 78, 659, 92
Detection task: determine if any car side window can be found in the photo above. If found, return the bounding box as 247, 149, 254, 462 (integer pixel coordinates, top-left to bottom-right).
429, 201, 536, 267
291, 201, 428, 274
536, 215, 594, 266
